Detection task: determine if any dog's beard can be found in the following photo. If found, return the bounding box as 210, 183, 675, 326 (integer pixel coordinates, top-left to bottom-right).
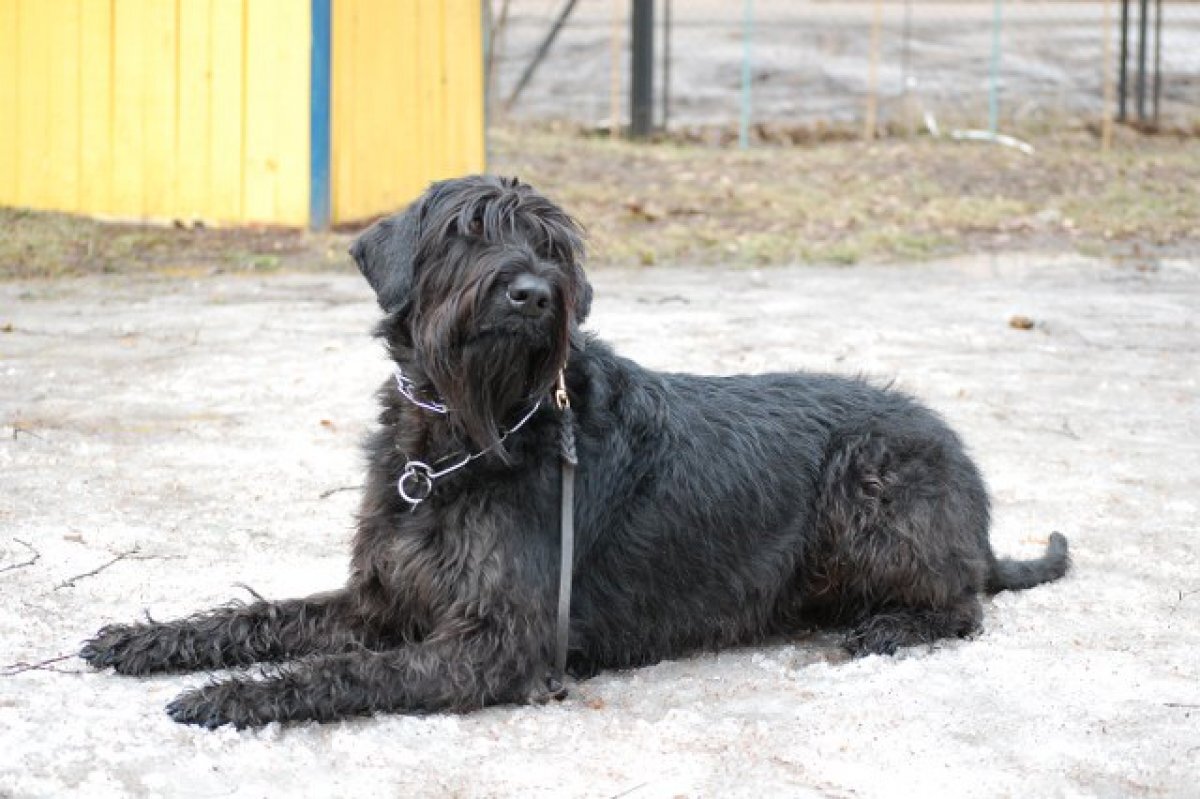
412, 279, 570, 455
454, 327, 563, 452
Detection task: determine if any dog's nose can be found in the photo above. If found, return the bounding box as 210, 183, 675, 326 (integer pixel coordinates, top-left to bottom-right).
506, 274, 552, 317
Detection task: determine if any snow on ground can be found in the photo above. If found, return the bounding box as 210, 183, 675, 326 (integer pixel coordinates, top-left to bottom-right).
1, 255, 1197, 797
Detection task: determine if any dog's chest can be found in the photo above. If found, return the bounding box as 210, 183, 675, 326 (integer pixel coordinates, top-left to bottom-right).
359, 486, 544, 627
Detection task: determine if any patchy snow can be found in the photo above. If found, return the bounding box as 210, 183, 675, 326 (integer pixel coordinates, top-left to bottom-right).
1, 255, 1198, 797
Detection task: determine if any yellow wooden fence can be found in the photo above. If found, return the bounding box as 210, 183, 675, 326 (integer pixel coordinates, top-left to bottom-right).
0, 0, 484, 227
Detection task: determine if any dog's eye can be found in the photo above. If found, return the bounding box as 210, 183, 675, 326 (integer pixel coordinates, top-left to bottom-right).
467, 218, 483, 237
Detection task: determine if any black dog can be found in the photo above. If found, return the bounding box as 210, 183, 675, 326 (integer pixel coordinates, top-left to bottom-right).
81, 175, 1069, 728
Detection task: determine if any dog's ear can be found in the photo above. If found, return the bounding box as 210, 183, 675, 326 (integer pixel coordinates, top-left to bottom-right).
350, 205, 421, 314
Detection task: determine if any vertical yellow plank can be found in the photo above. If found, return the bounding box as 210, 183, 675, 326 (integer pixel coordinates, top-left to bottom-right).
280, 0, 311, 226
0, 0, 18, 206
418, 0, 446, 184
464, 0, 486, 174
111, 0, 147, 217
393, 1, 422, 205
330, 0, 353, 221
243, 0, 308, 225
444, 0, 484, 178
46, 0, 81, 212
141, 0, 178, 218
442, 0, 463, 179
280, 0, 311, 225
360, 0, 382, 217
396, 0, 423, 205
369, 0, 403, 215
79, 0, 114, 214
333, 0, 364, 222
208, 0, 243, 222
177, 0, 213, 221
15, 0, 51, 209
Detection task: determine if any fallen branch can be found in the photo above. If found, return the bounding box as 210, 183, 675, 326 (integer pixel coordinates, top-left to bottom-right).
1057, 419, 1081, 440
12, 425, 46, 441
54, 546, 141, 590
0, 538, 40, 575
1, 653, 80, 676
319, 484, 362, 499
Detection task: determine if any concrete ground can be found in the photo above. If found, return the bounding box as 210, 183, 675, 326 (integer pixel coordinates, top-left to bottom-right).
1, 254, 1197, 798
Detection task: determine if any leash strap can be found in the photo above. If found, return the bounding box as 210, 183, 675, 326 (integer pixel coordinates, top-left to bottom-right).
554, 379, 577, 684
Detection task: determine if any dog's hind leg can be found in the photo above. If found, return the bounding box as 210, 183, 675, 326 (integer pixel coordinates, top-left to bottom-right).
842, 597, 983, 657
81, 589, 371, 675
809, 430, 993, 656
165, 604, 552, 728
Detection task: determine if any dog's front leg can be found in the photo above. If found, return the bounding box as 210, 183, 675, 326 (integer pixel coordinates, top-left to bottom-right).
166, 612, 553, 728
81, 589, 370, 675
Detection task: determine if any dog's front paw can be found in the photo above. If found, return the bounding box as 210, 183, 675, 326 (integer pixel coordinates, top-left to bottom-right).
80, 623, 171, 675
167, 680, 269, 729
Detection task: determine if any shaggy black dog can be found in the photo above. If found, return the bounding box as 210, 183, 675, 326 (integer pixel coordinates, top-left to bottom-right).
81, 175, 1070, 728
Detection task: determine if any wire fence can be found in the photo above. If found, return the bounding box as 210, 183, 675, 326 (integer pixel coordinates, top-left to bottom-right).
487, 0, 1200, 142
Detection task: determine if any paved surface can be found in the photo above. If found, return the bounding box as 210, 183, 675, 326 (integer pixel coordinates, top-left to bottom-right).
1, 255, 1198, 797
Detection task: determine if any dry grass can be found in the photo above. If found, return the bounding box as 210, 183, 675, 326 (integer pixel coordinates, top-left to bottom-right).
0, 209, 350, 280
2, 126, 1197, 280
491, 125, 1200, 268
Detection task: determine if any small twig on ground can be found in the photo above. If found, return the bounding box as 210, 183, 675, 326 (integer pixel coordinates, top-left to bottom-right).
608, 783, 650, 799
319, 484, 362, 499
0, 538, 40, 575
1, 653, 81, 676
1164, 702, 1200, 709
12, 424, 46, 441
53, 546, 142, 590
1169, 587, 1199, 614
1057, 418, 1081, 440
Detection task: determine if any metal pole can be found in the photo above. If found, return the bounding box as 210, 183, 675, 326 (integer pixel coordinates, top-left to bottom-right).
902, 0, 914, 137
988, 0, 1002, 137
610, 0, 622, 139
1152, 0, 1163, 123
864, 0, 882, 141
1136, 0, 1148, 121
661, 0, 671, 130
308, 0, 331, 230
630, 0, 655, 138
739, 0, 753, 149
1118, 0, 1129, 121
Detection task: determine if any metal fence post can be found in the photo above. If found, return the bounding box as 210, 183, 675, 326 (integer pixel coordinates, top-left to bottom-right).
739, 0, 753, 149
630, 0, 655, 138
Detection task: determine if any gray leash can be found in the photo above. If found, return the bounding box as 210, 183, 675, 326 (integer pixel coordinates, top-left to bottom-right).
553, 372, 577, 689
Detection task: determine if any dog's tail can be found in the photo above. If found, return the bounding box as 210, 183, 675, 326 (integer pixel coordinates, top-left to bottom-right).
986, 532, 1071, 593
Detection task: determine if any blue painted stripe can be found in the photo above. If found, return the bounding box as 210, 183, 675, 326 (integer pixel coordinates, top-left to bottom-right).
309, 0, 332, 229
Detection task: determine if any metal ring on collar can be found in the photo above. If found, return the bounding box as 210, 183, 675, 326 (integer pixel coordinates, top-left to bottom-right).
398, 461, 435, 506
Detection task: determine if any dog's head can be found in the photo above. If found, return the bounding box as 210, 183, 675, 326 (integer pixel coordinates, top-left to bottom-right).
351, 175, 591, 450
